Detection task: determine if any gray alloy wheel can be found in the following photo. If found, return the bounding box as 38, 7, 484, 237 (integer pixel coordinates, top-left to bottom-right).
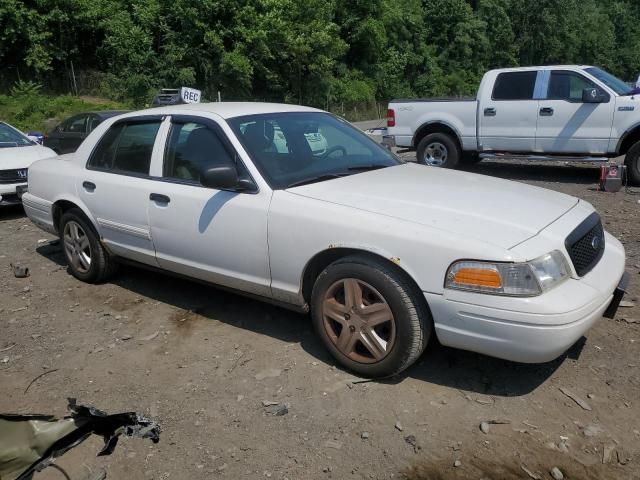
63, 220, 92, 274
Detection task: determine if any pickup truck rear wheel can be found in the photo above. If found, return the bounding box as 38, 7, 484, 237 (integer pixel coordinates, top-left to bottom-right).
60, 208, 118, 283
625, 141, 640, 186
417, 133, 460, 168
310, 255, 431, 378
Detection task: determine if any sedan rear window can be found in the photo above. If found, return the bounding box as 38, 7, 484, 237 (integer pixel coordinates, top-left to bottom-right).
88, 121, 161, 175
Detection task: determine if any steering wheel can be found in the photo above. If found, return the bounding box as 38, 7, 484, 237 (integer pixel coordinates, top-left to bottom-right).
320, 145, 347, 159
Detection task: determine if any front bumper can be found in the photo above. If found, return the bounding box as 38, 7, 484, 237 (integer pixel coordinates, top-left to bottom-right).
426, 235, 627, 363
0, 183, 27, 205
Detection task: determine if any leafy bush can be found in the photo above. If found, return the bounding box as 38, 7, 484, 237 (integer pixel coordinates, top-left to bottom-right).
10, 80, 42, 97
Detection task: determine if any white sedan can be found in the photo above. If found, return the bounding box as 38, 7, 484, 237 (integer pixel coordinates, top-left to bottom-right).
22, 103, 628, 377
0, 122, 57, 206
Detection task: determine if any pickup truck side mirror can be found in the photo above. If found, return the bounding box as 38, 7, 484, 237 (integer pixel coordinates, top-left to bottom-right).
582, 87, 608, 104
200, 164, 255, 192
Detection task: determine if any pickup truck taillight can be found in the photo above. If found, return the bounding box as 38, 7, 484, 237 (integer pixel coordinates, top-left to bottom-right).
387, 109, 395, 127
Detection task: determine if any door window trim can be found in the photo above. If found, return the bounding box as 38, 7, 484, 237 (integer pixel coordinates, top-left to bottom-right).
156, 115, 258, 193
85, 115, 165, 178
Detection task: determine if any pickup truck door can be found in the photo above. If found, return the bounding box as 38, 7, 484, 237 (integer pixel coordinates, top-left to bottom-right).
147, 115, 271, 297
78, 115, 165, 266
478, 70, 540, 152
535, 70, 614, 154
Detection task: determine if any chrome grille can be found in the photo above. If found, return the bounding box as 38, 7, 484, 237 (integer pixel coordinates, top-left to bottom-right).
565, 213, 605, 277
0, 168, 28, 184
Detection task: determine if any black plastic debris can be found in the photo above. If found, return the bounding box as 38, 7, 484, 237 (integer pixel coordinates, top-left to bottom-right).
0, 398, 161, 480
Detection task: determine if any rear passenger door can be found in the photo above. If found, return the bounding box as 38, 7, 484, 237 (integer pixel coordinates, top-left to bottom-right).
78, 115, 167, 266
478, 70, 540, 152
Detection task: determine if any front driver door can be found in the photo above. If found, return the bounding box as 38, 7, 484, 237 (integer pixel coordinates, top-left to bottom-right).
535, 70, 615, 154
148, 115, 271, 297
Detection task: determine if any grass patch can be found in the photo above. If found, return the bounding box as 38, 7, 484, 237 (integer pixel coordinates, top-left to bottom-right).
0, 94, 129, 132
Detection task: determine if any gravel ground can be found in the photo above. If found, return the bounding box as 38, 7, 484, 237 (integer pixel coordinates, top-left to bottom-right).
1, 155, 639, 480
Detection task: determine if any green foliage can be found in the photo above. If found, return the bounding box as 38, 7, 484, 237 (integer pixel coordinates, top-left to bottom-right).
10, 80, 42, 97
1, 0, 640, 118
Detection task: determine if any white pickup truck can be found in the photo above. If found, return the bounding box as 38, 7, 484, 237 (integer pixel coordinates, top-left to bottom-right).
384, 65, 640, 184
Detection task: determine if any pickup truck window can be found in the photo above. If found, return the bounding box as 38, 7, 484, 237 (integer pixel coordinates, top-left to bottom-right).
164, 122, 233, 182
88, 121, 161, 175
585, 67, 633, 96
548, 71, 597, 102
492, 71, 537, 101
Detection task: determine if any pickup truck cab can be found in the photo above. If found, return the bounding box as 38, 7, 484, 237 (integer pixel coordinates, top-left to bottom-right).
385, 65, 640, 184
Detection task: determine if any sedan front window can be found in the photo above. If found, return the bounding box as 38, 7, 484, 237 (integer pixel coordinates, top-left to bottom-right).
228, 112, 400, 189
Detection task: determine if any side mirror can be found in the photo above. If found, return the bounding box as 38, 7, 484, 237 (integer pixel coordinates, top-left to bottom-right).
200, 164, 239, 190
200, 164, 255, 192
582, 88, 608, 103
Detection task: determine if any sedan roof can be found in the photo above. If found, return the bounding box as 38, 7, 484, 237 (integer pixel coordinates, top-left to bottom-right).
143, 102, 321, 119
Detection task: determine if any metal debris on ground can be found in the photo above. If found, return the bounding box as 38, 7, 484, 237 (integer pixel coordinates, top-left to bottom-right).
263, 403, 288, 416
394, 421, 403, 432
559, 387, 592, 411
0, 398, 160, 480
10, 263, 30, 278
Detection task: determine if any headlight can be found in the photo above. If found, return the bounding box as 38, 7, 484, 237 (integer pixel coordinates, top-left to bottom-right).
445, 250, 570, 297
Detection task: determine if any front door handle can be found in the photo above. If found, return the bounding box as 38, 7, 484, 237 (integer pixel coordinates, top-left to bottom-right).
540, 107, 554, 116
150, 193, 170, 204
484, 107, 497, 117
82, 181, 96, 192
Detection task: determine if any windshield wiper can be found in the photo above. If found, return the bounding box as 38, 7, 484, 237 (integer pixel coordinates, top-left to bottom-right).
346, 164, 389, 172
286, 173, 348, 188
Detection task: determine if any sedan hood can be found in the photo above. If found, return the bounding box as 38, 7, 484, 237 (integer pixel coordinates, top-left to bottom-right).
0, 145, 57, 170
286, 163, 578, 249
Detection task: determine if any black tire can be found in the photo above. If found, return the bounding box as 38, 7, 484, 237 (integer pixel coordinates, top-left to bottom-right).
310, 255, 431, 378
416, 132, 460, 169
624, 141, 640, 186
461, 151, 481, 165
59, 208, 118, 283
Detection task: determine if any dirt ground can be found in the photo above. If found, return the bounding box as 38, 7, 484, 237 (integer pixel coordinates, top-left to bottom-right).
1, 158, 639, 480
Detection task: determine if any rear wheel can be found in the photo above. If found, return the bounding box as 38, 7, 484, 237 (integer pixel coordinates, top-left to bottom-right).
311, 255, 431, 378
60, 208, 117, 283
416, 133, 460, 169
624, 141, 640, 186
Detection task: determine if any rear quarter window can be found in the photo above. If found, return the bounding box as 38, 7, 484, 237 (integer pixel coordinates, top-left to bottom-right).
87, 121, 161, 175
492, 71, 537, 101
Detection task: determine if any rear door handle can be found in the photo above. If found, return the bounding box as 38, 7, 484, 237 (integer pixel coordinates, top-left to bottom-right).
150, 193, 170, 204
484, 107, 496, 117
82, 181, 96, 192
540, 107, 554, 116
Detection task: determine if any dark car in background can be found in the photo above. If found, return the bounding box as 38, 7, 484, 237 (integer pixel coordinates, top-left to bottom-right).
44, 111, 127, 154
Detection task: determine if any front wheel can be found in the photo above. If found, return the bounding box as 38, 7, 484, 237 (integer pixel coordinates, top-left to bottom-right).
311, 255, 431, 378
416, 133, 460, 169
624, 141, 640, 186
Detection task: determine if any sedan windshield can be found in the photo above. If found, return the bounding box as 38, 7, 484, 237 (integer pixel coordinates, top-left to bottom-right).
228, 112, 400, 189
0, 122, 33, 148
585, 67, 633, 96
